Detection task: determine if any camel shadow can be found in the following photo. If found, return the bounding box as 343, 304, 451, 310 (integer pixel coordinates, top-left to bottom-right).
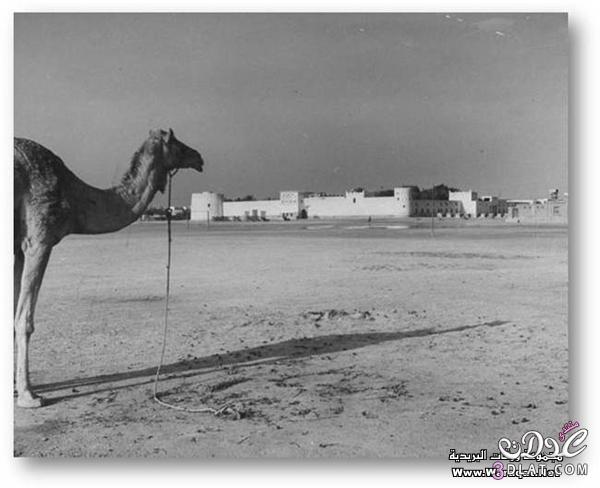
36, 320, 509, 404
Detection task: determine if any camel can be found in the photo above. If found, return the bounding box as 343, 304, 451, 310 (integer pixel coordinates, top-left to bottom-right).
14, 129, 204, 407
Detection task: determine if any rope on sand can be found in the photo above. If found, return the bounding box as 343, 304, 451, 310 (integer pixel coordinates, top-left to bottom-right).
152, 169, 240, 419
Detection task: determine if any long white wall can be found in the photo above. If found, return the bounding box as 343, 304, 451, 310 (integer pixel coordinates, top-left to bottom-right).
217, 190, 413, 219
191, 188, 508, 220
303, 195, 403, 217
223, 200, 282, 218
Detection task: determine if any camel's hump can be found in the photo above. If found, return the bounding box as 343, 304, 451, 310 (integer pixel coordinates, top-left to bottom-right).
15, 137, 70, 177
14, 137, 72, 196
15, 137, 64, 166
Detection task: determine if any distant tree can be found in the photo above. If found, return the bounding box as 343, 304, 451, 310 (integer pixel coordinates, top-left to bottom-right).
232, 195, 256, 202
366, 189, 394, 197
416, 184, 460, 200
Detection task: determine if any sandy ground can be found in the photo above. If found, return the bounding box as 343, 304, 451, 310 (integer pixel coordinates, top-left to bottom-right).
14, 218, 568, 458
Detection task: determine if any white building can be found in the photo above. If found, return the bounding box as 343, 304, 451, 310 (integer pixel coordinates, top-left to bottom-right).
449, 190, 478, 217
506, 189, 568, 223
190, 192, 224, 221
303, 188, 411, 218
448, 190, 508, 217
190, 187, 508, 221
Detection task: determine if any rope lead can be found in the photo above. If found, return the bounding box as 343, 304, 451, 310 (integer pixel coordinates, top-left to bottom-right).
152, 169, 240, 419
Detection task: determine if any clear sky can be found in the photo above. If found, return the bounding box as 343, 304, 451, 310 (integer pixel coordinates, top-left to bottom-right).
14, 13, 567, 206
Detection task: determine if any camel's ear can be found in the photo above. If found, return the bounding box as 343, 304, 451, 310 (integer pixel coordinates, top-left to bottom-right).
163, 128, 174, 144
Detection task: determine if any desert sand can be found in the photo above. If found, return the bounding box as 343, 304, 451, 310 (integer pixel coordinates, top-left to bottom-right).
14, 219, 568, 458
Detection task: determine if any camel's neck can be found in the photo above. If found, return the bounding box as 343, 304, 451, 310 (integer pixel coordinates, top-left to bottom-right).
69, 148, 166, 235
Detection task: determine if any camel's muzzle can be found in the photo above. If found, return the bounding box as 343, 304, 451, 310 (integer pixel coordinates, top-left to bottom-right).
185, 148, 204, 172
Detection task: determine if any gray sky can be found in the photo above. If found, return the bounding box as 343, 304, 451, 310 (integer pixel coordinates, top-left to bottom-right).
14, 13, 567, 206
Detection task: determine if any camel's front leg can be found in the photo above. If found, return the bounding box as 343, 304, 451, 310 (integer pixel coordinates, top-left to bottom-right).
14, 249, 24, 316
14, 244, 51, 408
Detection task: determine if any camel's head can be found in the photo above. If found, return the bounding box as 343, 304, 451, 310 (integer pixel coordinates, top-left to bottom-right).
149, 128, 204, 173
144, 128, 204, 193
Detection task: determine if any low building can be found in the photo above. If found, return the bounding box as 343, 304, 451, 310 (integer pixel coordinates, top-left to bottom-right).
506, 190, 568, 223
412, 199, 462, 217
446, 190, 509, 218
449, 190, 479, 217
477, 195, 508, 218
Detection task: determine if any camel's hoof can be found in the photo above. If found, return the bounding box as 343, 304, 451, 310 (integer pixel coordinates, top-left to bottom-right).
17, 392, 44, 408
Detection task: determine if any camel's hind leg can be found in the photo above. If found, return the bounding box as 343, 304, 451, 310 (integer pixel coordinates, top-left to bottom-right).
14, 244, 51, 408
